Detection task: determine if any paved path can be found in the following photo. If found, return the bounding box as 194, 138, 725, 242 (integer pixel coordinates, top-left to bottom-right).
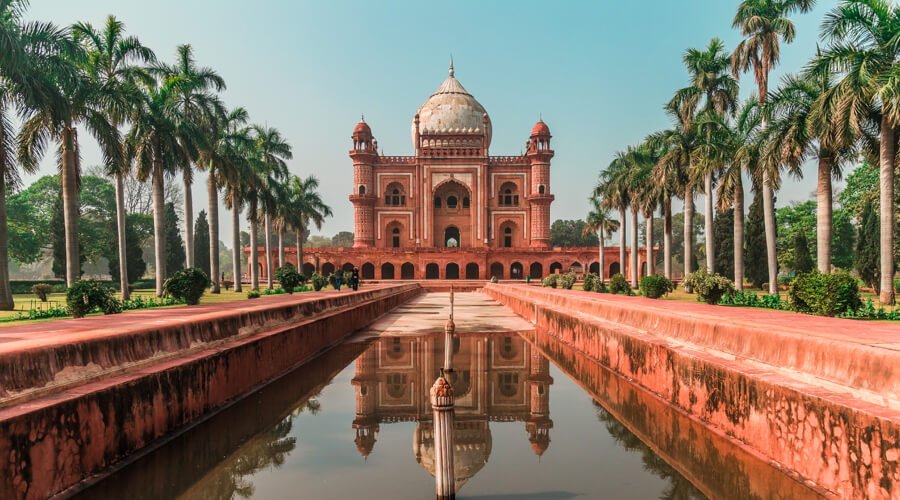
358, 291, 532, 336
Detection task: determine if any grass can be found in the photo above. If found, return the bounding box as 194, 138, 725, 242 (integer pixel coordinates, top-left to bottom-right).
575, 282, 900, 323
0, 284, 338, 327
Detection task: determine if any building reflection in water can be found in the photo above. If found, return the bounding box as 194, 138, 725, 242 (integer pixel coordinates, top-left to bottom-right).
351, 333, 553, 491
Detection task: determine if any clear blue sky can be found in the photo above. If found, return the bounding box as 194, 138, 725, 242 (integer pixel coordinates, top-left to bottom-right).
25, 0, 840, 241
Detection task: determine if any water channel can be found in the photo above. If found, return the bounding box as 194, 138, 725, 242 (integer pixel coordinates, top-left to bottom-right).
73, 293, 825, 500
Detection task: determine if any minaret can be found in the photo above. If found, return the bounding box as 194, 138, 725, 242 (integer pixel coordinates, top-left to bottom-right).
525, 346, 553, 457
526, 119, 554, 248
352, 343, 379, 458
350, 116, 377, 248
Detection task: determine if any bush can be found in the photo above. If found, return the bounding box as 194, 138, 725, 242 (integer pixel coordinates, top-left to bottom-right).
639, 274, 674, 299
274, 264, 304, 294
9, 279, 65, 294
311, 273, 327, 291
31, 284, 53, 302
558, 272, 577, 290
327, 273, 338, 289
51, 283, 67, 293
247, 290, 261, 299
66, 280, 115, 318
132, 279, 155, 290
163, 268, 210, 306
683, 270, 735, 305
542, 274, 559, 288
609, 273, 631, 295
895, 278, 900, 293
788, 270, 862, 317
582, 273, 598, 292
103, 298, 123, 315
777, 275, 794, 287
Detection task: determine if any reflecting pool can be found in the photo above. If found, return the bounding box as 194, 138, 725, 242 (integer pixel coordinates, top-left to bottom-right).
75, 328, 824, 500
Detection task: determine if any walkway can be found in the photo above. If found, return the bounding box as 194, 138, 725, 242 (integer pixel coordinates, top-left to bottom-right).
358, 291, 532, 336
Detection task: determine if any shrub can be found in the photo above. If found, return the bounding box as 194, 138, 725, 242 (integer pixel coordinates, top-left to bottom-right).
558, 272, 577, 290
51, 283, 67, 293
594, 279, 607, 293
683, 270, 735, 305
327, 273, 338, 289
274, 264, 304, 294
66, 280, 115, 318
608, 273, 631, 295
163, 268, 210, 306
777, 275, 793, 287
103, 298, 123, 315
895, 278, 900, 293
639, 274, 674, 299
31, 284, 53, 302
247, 290, 261, 299
582, 273, 598, 292
788, 270, 862, 317
542, 274, 559, 288
311, 273, 327, 291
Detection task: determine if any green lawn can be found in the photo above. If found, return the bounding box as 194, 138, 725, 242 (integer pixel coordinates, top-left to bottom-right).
0, 285, 338, 327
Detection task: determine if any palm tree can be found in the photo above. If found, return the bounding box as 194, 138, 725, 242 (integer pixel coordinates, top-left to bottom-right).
252, 125, 291, 289
153, 44, 225, 269
199, 106, 248, 292
583, 195, 620, 282
272, 180, 296, 271
813, 0, 899, 303
596, 153, 633, 282
222, 126, 253, 293
72, 15, 154, 300
732, 0, 816, 294
764, 70, 856, 274
18, 32, 123, 289
651, 112, 700, 280
675, 38, 739, 274
0, 0, 75, 309
126, 81, 187, 296
291, 175, 331, 273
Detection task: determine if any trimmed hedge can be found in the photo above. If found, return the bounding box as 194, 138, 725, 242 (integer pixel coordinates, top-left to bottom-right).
788, 270, 861, 317
609, 273, 631, 295
683, 270, 735, 305
66, 280, 116, 318
639, 274, 674, 299
558, 272, 577, 290
542, 274, 559, 288
164, 268, 210, 305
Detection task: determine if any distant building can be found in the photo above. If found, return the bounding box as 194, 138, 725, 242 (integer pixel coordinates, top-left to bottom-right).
247, 62, 647, 280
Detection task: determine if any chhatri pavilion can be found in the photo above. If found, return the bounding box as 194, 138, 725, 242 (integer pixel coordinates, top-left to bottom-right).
247, 62, 647, 281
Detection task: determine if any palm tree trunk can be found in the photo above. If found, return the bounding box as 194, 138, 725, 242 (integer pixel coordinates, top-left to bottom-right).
61, 126, 80, 287
249, 200, 259, 290
630, 205, 639, 287
183, 168, 194, 268
816, 156, 832, 274
152, 156, 166, 297
646, 210, 654, 276
231, 192, 242, 293
297, 227, 304, 273
762, 171, 778, 295
619, 207, 626, 278
664, 198, 672, 280
278, 228, 285, 270
734, 176, 744, 291
879, 116, 895, 304
114, 171, 129, 299
684, 184, 694, 279
208, 174, 220, 293
597, 229, 605, 282
0, 176, 15, 310
704, 172, 714, 273
265, 213, 273, 289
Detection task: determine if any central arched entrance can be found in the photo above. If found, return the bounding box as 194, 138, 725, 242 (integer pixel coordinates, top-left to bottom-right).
444, 226, 460, 248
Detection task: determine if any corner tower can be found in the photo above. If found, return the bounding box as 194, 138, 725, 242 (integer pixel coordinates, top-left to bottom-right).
526, 119, 554, 248
350, 117, 377, 248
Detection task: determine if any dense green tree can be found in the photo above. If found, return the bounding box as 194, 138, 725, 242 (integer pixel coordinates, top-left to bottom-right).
832, 209, 856, 271
855, 197, 880, 293
713, 208, 735, 280
331, 231, 354, 248
745, 193, 770, 288
838, 160, 879, 219
6, 186, 43, 264
550, 219, 599, 248
108, 214, 146, 284
164, 202, 185, 278
194, 210, 211, 280
792, 231, 814, 274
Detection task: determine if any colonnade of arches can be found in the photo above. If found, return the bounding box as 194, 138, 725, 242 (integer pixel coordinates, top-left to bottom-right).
293, 260, 639, 281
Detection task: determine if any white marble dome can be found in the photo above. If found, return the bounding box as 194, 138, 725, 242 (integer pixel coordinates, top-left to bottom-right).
412, 62, 492, 148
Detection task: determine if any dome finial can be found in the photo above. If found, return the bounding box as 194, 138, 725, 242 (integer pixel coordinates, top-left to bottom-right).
449, 55, 454, 77
361, 113, 365, 122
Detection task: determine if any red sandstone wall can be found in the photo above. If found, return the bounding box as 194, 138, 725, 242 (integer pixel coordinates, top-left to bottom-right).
485, 284, 900, 499
0, 284, 420, 500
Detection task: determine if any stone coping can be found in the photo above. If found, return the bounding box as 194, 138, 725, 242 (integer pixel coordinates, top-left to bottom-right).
485, 284, 900, 408
0, 284, 419, 407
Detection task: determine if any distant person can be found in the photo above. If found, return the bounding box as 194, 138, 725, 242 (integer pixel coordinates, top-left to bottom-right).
352, 267, 360, 291
335, 273, 342, 291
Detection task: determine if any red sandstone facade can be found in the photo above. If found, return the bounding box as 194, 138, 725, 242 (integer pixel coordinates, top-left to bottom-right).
248, 63, 647, 280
